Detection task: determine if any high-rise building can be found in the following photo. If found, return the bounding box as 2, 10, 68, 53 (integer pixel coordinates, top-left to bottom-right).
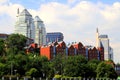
98, 35, 109, 60
96, 28, 113, 60
46, 32, 64, 44
15, 9, 46, 46
15, 9, 35, 40
34, 16, 46, 46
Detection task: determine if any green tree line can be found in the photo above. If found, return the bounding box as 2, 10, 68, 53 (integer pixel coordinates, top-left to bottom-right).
0, 34, 118, 79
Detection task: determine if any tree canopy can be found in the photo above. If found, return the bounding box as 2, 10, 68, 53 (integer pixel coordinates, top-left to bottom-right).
6, 34, 27, 54
0, 34, 118, 79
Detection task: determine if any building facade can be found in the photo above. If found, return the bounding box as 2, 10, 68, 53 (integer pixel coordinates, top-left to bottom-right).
0, 33, 8, 40
96, 28, 113, 60
46, 32, 64, 44
15, 9, 46, 46
34, 16, 46, 46
15, 9, 35, 40
40, 41, 104, 61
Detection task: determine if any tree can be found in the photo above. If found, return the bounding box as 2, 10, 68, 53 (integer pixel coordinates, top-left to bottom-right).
96, 62, 118, 79
0, 39, 6, 56
25, 54, 50, 78
63, 55, 87, 77
0, 63, 7, 77
87, 59, 101, 78
51, 54, 63, 75
26, 68, 39, 78
6, 34, 27, 54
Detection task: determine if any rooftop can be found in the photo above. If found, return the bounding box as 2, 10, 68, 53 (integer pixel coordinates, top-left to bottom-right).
34, 16, 43, 22
19, 9, 32, 16
99, 35, 108, 38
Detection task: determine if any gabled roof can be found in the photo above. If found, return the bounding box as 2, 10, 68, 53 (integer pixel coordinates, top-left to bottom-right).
19, 9, 32, 16
72, 42, 84, 49
34, 16, 43, 22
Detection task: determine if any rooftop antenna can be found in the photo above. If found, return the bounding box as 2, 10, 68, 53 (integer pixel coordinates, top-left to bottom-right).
17, 8, 19, 15
96, 27, 99, 48
16, 8, 19, 17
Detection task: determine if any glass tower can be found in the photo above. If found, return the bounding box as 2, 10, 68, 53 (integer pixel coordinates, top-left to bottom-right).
46, 32, 64, 44
15, 9, 35, 40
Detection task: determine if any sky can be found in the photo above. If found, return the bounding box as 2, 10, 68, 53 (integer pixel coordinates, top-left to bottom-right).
0, 0, 120, 63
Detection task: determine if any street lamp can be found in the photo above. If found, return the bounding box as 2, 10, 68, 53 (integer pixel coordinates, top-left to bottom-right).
14, 69, 17, 75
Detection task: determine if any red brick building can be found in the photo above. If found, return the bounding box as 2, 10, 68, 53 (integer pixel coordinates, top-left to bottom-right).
41, 45, 54, 60
88, 47, 99, 60
73, 42, 86, 57
56, 41, 66, 55
68, 45, 76, 56
40, 41, 104, 61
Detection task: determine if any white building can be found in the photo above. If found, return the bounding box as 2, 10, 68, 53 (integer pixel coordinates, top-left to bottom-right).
15, 9, 35, 40
34, 16, 46, 46
15, 9, 46, 46
96, 28, 113, 60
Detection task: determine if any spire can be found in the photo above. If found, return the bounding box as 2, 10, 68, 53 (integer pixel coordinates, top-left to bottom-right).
96, 27, 99, 33
16, 8, 19, 17
17, 8, 19, 15
96, 27, 99, 48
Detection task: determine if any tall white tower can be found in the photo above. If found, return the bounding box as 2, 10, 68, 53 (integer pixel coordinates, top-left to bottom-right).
34, 16, 46, 46
96, 28, 113, 60
98, 35, 109, 60
15, 9, 35, 40
96, 28, 99, 48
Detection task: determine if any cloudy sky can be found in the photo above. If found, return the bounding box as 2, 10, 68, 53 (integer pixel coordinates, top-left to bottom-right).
0, 0, 120, 63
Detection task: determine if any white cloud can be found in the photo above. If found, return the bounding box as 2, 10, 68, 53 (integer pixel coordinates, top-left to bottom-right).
0, 0, 8, 4
0, 1, 24, 33
0, 1, 120, 63
67, 0, 77, 4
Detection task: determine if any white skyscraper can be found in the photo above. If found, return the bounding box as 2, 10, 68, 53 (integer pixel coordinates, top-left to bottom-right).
98, 35, 109, 60
15, 9, 46, 46
34, 16, 46, 46
15, 9, 35, 40
96, 28, 113, 60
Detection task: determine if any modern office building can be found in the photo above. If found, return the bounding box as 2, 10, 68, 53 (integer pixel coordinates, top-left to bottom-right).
34, 16, 46, 46
98, 35, 109, 60
14, 9, 46, 46
46, 32, 64, 44
96, 28, 113, 60
15, 9, 35, 40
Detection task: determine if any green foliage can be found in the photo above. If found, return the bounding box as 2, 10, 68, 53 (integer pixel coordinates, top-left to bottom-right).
87, 59, 101, 78
51, 54, 63, 75
63, 55, 87, 77
96, 62, 117, 79
0, 63, 6, 77
54, 74, 62, 78
0, 39, 6, 56
26, 68, 39, 78
6, 34, 27, 54
0, 35, 118, 79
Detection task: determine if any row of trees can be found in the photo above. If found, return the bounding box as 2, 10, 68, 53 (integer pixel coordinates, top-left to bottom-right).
0, 34, 118, 79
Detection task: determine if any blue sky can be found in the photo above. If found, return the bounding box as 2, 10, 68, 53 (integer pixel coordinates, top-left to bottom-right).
9, 0, 120, 9
0, 0, 120, 63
